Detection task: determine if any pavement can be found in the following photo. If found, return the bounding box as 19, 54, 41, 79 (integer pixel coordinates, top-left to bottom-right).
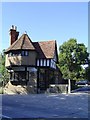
1, 93, 89, 119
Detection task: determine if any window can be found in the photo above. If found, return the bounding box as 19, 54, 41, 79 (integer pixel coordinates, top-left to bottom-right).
22, 51, 29, 56
18, 51, 21, 56
14, 71, 29, 81
37, 60, 39, 66
25, 51, 28, 56
21, 51, 29, 56
8, 51, 19, 57
47, 60, 49, 66
8, 51, 29, 57
8, 52, 13, 57
21, 51, 25, 56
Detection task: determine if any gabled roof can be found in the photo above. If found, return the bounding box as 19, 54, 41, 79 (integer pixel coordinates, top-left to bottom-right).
5, 34, 35, 52
33, 40, 57, 59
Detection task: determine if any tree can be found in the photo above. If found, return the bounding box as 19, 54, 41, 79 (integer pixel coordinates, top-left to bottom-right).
0, 49, 9, 86
85, 59, 90, 81
58, 38, 89, 81
85, 66, 90, 81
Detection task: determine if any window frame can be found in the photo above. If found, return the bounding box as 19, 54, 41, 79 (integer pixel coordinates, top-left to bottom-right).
8, 50, 29, 57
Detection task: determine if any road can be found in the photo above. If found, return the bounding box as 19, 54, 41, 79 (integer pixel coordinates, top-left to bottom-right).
1, 93, 89, 119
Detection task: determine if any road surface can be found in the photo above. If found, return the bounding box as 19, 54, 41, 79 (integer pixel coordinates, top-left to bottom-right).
1, 93, 89, 119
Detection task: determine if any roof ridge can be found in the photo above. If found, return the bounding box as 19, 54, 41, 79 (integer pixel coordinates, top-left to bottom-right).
33, 40, 56, 43
25, 34, 36, 49
20, 34, 25, 49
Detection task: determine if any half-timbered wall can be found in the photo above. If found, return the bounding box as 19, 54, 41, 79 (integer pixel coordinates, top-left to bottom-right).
50, 59, 56, 69
37, 59, 50, 67
37, 59, 56, 69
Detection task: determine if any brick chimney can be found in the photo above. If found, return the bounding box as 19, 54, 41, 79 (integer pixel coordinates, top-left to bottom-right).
9, 25, 19, 45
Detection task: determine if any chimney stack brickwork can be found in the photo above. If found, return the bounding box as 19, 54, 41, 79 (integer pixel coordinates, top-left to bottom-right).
10, 25, 19, 45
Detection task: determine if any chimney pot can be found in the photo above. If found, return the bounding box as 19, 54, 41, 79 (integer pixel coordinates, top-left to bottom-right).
11, 25, 14, 29
10, 25, 19, 45
15, 26, 17, 30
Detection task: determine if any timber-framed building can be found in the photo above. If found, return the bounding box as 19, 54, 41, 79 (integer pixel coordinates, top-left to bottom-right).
5, 25, 62, 93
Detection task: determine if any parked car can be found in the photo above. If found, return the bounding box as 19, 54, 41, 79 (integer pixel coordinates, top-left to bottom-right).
75, 80, 90, 85
71, 86, 90, 93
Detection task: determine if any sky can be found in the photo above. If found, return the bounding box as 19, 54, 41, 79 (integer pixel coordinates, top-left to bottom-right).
1, 2, 88, 52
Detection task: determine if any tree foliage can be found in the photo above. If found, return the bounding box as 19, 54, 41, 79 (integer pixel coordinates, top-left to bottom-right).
85, 62, 90, 81
58, 38, 89, 81
0, 49, 9, 86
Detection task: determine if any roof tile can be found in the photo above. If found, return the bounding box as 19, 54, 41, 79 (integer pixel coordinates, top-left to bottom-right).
5, 34, 35, 52
33, 40, 56, 58
5, 34, 57, 59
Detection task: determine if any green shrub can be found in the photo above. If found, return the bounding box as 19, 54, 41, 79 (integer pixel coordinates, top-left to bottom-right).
0, 87, 4, 94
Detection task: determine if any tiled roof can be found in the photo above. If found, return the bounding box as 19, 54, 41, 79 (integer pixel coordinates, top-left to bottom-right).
33, 40, 56, 59
5, 34, 58, 60
5, 34, 35, 52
